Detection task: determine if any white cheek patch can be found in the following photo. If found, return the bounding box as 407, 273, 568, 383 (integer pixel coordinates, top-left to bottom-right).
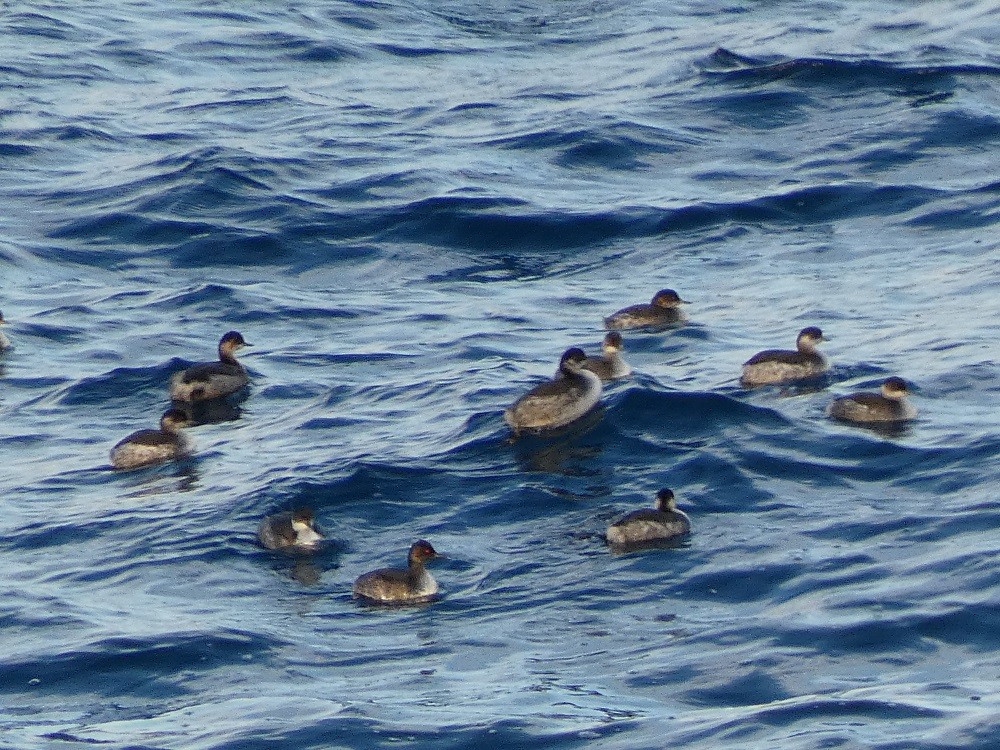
293, 523, 323, 546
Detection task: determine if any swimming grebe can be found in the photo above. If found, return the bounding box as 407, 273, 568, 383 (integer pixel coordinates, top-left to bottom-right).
604, 289, 688, 330
170, 331, 250, 402
606, 488, 691, 548
0, 310, 10, 350
581, 332, 632, 381
258, 508, 324, 550
740, 327, 828, 387
352, 540, 439, 604
504, 347, 602, 433
827, 376, 916, 423
110, 408, 191, 470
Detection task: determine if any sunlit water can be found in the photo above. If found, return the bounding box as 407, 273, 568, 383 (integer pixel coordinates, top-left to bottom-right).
2, 1, 999, 748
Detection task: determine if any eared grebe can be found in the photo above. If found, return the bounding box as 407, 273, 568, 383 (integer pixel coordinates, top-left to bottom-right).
504, 347, 602, 433
580, 332, 632, 381
110, 408, 191, 470
0, 310, 10, 350
352, 540, 440, 604
827, 376, 916, 424
258, 508, 324, 550
170, 331, 250, 402
604, 289, 688, 330
740, 327, 828, 387
606, 488, 691, 548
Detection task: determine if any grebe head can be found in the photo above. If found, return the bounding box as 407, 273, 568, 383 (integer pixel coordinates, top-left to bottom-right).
291, 507, 316, 529
159, 408, 192, 432
654, 488, 677, 512
408, 540, 438, 565
602, 331, 624, 354
652, 289, 687, 308
558, 347, 588, 374
290, 507, 323, 544
796, 327, 826, 350
881, 377, 909, 399
0, 310, 5, 324
219, 331, 251, 355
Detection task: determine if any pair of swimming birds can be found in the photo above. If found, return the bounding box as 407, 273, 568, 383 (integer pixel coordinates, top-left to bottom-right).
109, 331, 251, 470
257, 509, 440, 604
740, 326, 915, 422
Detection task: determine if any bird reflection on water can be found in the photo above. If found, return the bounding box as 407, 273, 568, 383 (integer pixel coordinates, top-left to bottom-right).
118, 461, 201, 500
509, 406, 606, 475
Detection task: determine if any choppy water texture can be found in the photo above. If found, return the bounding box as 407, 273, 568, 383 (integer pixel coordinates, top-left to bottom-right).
2, 1, 999, 748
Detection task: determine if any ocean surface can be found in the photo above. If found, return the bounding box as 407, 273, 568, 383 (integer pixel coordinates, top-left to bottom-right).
1, 1, 999, 748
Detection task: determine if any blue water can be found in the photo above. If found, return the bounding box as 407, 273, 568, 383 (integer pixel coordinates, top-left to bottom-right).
2, 1, 999, 747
